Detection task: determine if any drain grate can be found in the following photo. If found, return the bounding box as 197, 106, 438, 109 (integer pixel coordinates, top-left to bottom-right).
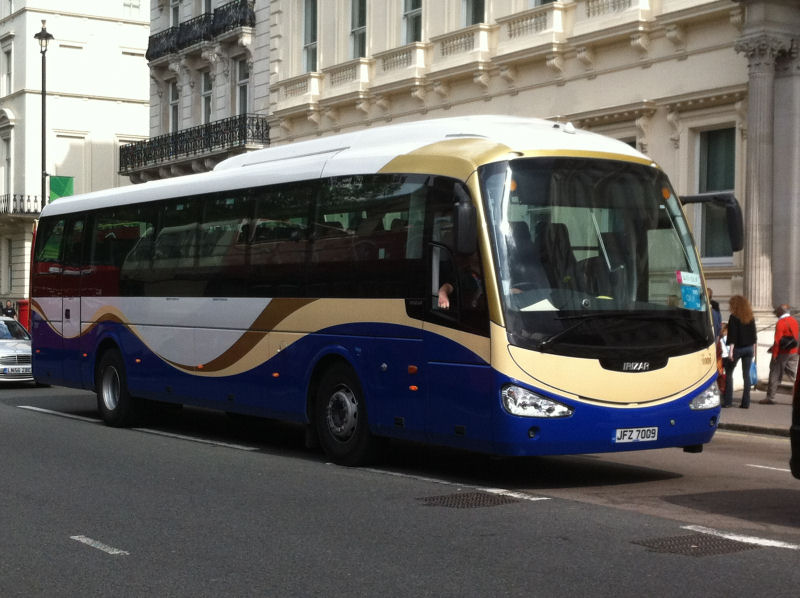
633, 533, 759, 557
418, 491, 520, 509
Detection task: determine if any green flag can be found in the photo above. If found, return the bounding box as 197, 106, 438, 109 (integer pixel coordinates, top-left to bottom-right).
49, 176, 74, 201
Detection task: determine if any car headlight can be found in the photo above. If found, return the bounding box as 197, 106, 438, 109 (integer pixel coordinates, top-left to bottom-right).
689, 384, 720, 410
501, 384, 573, 418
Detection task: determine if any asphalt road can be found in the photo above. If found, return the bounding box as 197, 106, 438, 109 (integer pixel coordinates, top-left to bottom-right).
1, 385, 799, 597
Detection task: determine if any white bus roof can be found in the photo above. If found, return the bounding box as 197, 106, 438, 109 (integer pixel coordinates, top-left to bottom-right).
41, 115, 651, 217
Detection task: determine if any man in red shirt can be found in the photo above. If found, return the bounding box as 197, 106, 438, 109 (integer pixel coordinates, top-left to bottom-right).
761, 304, 799, 404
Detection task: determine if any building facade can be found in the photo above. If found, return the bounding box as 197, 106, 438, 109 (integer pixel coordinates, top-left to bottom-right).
135, 0, 800, 371
120, 0, 269, 182
0, 0, 151, 304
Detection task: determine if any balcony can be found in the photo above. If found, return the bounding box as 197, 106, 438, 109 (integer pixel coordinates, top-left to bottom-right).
371, 43, 430, 96
146, 0, 255, 62
494, 3, 574, 64
119, 113, 270, 181
428, 24, 497, 83
0, 194, 42, 216
572, 0, 654, 45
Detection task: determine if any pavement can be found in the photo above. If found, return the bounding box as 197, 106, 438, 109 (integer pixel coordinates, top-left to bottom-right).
716, 383, 794, 437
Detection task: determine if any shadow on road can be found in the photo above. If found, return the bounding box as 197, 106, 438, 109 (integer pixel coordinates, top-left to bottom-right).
664, 488, 800, 528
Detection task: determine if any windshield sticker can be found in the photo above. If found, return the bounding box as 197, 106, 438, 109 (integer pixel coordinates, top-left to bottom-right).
681, 284, 703, 310
676, 271, 701, 287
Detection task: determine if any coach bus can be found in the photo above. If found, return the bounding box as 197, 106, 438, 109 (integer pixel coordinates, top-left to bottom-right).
30, 115, 742, 465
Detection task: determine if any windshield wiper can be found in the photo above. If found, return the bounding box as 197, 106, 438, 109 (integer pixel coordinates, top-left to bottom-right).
535, 311, 709, 351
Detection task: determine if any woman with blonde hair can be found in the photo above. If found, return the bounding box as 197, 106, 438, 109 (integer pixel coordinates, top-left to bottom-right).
723, 295, 757, 408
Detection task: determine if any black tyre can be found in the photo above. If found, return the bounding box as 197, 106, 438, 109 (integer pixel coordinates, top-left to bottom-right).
314, 363, 376, 466
96, 349, 140, 427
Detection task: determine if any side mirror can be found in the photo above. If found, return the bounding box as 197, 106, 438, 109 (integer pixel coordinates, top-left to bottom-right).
454, 184, 477, 255
680, 192, 743, 253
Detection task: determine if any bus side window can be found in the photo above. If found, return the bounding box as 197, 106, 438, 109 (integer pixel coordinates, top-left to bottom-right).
32, 218, 66, 298
428, 188, 488, 336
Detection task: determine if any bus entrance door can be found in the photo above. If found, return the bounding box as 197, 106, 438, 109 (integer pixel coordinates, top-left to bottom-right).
60, 218, 86, 388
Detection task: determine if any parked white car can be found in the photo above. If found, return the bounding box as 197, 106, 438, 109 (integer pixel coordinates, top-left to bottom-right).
0, 316, 32, 383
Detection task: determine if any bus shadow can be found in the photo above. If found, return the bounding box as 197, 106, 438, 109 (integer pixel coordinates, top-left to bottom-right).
663, 488, 800, 529
379, 440, 681, 489
88, 403, 682, 489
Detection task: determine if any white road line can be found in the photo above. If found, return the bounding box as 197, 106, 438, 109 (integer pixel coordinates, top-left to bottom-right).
70, 535, 130, 556
361, 467, 550, 502
18, 406, 101, 423
682, 525, 800, 551
18, 406, 259, 451
131, 427, 259, 451
746, 463, 792, 473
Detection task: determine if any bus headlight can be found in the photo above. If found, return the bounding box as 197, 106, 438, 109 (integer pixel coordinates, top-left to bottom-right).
689, 385, 720, 410
501, 385, 573, 418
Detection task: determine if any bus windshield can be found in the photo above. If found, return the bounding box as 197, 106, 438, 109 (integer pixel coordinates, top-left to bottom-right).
481, 157, 712, 359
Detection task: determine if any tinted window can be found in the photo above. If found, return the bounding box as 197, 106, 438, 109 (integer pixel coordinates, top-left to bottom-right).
249, 181, 315, 297
308, 175, 427, 298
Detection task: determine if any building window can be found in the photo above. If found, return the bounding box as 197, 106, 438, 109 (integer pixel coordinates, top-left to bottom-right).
464, 0, 484, 26
236, 59, 249, 115
2, 49, 10, 97
303, 0, 318, 72
123, 0, 141, 17
403, 0, 421, 44
170, 0, 180, 27
169, 80, 180, 133
6, 238, 11, 293
2, 137, 9, 196
351, 0, 366, 59
201, 71, 212, 123
698, 127, 735, 259
203, 0, 212, 13
530, 0, 555, 6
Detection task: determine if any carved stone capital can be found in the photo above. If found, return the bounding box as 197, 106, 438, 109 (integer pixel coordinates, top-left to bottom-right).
735, 34, 792, 73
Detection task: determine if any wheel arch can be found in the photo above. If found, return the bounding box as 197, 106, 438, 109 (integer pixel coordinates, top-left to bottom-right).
305, 352, 360, 425
92, 337, 122, 391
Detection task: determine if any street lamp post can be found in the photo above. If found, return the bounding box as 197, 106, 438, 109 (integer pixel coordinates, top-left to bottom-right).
34, 20, 53, 210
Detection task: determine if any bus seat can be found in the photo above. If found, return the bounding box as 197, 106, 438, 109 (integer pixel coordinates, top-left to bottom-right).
581, 231, 629, 298
535, 221, 578, 289
507, 221, 549, 289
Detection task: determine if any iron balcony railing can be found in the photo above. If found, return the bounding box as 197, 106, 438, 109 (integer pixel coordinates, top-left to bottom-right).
119, 113, 270, 175
0, 194, 43, 214
146, 0, 256, 61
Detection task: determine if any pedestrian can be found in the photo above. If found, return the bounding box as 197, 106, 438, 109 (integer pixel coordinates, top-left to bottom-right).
722, 294, 757, 409
1, 300, 15, 318
708, 287, 722, 339
760, 303, 799, 405
716, 322, 729, 394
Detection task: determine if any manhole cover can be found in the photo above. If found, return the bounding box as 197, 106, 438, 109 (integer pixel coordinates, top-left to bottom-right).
633, 533, 759, 557
418, 491, 520, 509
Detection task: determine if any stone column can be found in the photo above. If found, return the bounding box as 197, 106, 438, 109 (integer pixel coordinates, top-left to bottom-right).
734, 34, 790, 311
772, 42, 800, 307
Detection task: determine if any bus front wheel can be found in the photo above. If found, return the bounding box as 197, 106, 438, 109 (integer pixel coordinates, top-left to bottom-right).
96, 349, 140, 427
314, 363, 376, 466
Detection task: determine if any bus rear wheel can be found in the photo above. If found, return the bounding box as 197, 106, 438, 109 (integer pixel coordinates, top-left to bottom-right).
96, 349, 140, 427
315, 363, 376, 466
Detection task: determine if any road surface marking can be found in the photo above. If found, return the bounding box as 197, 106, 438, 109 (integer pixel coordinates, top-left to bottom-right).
70, 535, 129, 556
682, 525, 800, 551
746, 463, 791, 473
361, 467, 550, 502
132, 427, 259, 451
19, 406, 259, 451
18, 406, 101, 423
